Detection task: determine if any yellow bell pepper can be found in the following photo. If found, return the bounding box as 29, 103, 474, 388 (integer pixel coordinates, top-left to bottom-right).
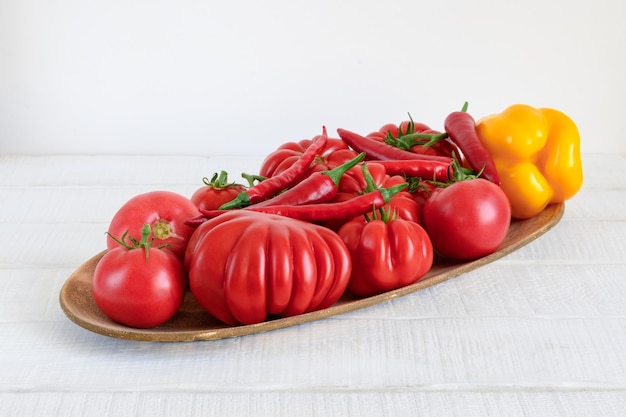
475, 104, 583, 219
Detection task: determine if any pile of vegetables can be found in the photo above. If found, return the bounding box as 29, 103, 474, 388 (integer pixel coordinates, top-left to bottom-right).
92, 103, 583, 329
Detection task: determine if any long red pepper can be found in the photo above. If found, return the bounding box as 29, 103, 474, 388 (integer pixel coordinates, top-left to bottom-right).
337, 128, 452, 163
199, 182, 407, 223
252, 152, 366, 207
219, 127, 329, 209
369, 159, 453, 182
443, 102, 501, 185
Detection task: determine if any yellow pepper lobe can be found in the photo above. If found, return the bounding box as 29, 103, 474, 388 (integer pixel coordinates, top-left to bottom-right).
538, 108, 584, 203
476, 104, 548, 161
498, 161, 553, 219
476, 103, 583, 219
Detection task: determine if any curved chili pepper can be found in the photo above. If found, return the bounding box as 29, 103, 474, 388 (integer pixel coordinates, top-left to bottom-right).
185, 214, 209, 228
200, 182, 407, 223
337, 128, 452, 163
253, 152, 366, 207
220, 127, 330, 209
443, 102, 501, 185
370, 159, 453, 182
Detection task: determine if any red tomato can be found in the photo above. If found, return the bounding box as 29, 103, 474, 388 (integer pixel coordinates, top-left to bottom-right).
107, 191, 199, 260
338, 216, 433, 297
190, 171, 246, 211
93, 226, 186, 328
421, 179, 511, 261
259, 137, 359, 178
186, 210, 352, 325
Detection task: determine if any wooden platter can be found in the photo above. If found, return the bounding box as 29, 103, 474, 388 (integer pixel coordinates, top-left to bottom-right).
59, 203, 564, 342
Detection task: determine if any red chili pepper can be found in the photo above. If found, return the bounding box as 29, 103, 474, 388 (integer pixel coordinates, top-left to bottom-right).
443, 102, 501, 185
369, 160, 453, 182
220, 127, 329, 209
337, 128, 452, 163
184, 214, 209, 228
253, 152, 366, 207
200, 182, 407, 223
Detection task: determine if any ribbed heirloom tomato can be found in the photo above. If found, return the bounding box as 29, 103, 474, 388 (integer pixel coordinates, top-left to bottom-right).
185, 210, 352, 325
338, 213, 433, 297
421, 179, 511, 261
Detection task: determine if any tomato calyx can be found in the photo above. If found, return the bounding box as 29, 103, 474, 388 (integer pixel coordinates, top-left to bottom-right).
106, 223, 167, 263
383, 113, 449, 151
201, 171, 242, 191
386, 131, 449, 151
360, 160, 408, 203
364, 205, 398, 223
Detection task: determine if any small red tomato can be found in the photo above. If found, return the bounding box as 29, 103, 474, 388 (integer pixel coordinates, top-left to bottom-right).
107, 190, 199, 260
191, 171, 246, 211
421, 179, 511, 261
338, 214, 433, 297
93, 224, 186, 328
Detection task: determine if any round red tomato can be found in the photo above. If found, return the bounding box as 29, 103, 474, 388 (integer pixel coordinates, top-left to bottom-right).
107, 191, 199, 260
190, 171, 246, 211
421, 179, 511, 261
338, 216, 433, 297
186, 210, 352, 325
93, 226, 186, 328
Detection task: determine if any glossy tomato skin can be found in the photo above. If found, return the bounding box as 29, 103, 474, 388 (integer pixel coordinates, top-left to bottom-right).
107, 191, 199, 260
92, 247, 186, 328
421, 179, 511, 261
186, 211, 352, 326
338, 217, 433, 297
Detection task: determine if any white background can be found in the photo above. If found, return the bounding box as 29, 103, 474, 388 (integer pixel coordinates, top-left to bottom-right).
1, 0, 625, 157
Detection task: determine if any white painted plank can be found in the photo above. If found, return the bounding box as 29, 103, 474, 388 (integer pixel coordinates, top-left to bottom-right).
1, 391, 626, 417
0, 155, 265, 187
2, 316, 626, 390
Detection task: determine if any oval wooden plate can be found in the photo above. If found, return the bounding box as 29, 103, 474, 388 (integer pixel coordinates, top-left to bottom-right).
60, 203, 564, 342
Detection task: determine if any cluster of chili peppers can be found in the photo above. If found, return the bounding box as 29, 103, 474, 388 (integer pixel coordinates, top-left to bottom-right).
186, 104, 502, 228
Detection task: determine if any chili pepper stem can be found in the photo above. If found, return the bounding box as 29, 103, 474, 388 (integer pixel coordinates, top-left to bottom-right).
219, 191, 251, 210
389, 131, 449, 150
323, 152, 366, 185
379, 183, 408, 203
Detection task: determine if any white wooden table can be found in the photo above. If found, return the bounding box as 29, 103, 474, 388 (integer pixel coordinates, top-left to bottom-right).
1, 153, 624, 417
